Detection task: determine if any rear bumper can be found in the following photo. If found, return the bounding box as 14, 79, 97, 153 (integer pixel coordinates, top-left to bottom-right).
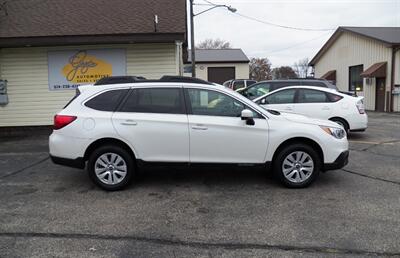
323, 150, 349, 171
350, 128, 367, 132
348, 113, 368, 131
50, 155, 85, 169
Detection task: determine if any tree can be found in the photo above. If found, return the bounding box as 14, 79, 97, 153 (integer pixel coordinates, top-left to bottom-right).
272, 66, 298, 79
196, 38, 232, 49
293, 58, 310, 78
249, 57, 273, 81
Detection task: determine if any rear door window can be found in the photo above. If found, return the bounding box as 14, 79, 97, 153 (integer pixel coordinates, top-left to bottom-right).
265, 89, 297, 104
120, 88, 185, 114
85, 89, 128, 111
298, 89, 329, 103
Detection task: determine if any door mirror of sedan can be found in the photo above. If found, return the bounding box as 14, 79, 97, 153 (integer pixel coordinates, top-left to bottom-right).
260, 98, 268, 105
241, 109, 255, 126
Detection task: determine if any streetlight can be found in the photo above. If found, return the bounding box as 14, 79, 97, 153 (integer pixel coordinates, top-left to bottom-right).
189, 0, 237, 77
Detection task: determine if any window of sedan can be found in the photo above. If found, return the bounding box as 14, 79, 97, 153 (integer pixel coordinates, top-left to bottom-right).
264, 89, 296, 104
297, 89, 329, 103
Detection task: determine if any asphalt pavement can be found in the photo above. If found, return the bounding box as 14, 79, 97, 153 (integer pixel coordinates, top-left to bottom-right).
0, 112, 399, 257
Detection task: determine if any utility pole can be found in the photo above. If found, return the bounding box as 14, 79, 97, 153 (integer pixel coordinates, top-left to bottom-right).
190, 0, 196, 77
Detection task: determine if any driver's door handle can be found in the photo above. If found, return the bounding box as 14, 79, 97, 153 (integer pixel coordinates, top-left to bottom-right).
284, 106, 293, 111
192, 124, 208, 130
121, 120, 138, 126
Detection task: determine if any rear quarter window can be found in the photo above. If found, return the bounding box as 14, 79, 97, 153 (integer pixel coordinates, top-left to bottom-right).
327, 92, 344, 102
85, 89, 129, 111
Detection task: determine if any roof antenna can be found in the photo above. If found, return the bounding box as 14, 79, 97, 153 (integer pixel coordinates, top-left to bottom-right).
154, 14, 158, 32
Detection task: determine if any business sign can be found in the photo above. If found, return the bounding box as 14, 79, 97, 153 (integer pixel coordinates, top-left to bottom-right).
48, 49, 126, 90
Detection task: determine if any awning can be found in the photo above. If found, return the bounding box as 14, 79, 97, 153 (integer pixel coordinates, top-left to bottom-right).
360, 62, 387, 78
320, 70, 336, 81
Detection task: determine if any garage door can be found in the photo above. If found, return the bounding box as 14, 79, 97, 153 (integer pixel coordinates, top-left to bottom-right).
207, 67, 235, 84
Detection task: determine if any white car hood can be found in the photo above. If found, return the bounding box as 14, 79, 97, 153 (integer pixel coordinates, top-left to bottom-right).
278, 111, 341, 128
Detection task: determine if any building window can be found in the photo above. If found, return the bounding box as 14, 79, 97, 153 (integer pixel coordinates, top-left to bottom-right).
349, 65, 364, 92
184, 65, 192, 74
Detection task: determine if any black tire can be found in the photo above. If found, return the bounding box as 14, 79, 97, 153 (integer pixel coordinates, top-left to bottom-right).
87, 145, 135, 191
330, 118, 349, 133
273, 143, 321, 188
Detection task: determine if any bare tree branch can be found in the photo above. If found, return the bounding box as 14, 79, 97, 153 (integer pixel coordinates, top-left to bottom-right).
249, 57, 273, 81
196, 38, 232, 49
293, 58, 310, 78
272, 66, 298, 79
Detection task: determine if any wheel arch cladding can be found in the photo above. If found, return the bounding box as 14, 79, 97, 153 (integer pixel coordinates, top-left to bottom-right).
272, 137, 324, 165
84, 138, 136, 161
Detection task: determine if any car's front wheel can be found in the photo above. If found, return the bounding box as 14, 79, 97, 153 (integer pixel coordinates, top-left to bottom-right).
274, 143, 321, 188
87, 145, 134, 191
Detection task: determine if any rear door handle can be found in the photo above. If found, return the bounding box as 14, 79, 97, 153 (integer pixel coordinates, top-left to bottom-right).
284, 106, 293, 111
192, 124, 208, 130
322, 106, 330, 110
121, 120, 138, 126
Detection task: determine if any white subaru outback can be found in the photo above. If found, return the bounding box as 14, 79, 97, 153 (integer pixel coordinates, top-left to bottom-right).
49, 76, 349, 190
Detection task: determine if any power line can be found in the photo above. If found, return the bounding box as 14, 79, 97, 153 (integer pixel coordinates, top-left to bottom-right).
201, 0, 336, 32
233, 12, 335, 32
266, 31, 332, 54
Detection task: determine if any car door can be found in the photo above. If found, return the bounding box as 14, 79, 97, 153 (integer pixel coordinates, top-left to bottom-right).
258, 88, 297, 112
294, 88, 333, 119
112, 87, 189, 162
185, 87, 269, 164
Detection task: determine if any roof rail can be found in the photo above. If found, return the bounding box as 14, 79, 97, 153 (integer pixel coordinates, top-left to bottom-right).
159, 75, 213, 85
286, 77, 326, 80
94, 75, 213, 86
94, 76, 146, 85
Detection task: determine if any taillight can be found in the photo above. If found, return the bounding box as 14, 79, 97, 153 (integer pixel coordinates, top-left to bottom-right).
356, 99, 365, 114
54, 115, 77, 130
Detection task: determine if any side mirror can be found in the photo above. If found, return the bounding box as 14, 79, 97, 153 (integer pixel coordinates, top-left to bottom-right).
241, 109, 255, 126
260, 98, 268, 105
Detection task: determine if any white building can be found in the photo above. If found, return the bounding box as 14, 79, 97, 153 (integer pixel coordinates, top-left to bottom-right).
185, 49, 250, 84
0, 0, 187, 127
309, 27, 400, 112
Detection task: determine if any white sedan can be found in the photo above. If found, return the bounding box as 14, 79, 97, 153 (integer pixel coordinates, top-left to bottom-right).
253, 86, 368, 132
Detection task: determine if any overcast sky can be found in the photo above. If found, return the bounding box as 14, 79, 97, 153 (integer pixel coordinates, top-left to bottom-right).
191, 0, 400, 68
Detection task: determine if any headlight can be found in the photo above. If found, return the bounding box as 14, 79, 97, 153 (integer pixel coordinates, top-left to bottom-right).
320, 126, 346, 139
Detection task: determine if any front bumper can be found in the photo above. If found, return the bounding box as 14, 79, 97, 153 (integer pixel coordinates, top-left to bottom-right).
323, 150, 349, 171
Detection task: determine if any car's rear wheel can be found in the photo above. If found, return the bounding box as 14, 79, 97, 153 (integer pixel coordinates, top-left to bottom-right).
330, 118, 349, 133
87, 145, 134, 191
274, 143, 320, 188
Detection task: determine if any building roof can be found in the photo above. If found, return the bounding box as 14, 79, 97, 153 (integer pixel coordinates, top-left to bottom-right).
342, 27, 400, 45
186, 49, 250, 63
309, 27, 400, 66
0, 0, 187, 47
